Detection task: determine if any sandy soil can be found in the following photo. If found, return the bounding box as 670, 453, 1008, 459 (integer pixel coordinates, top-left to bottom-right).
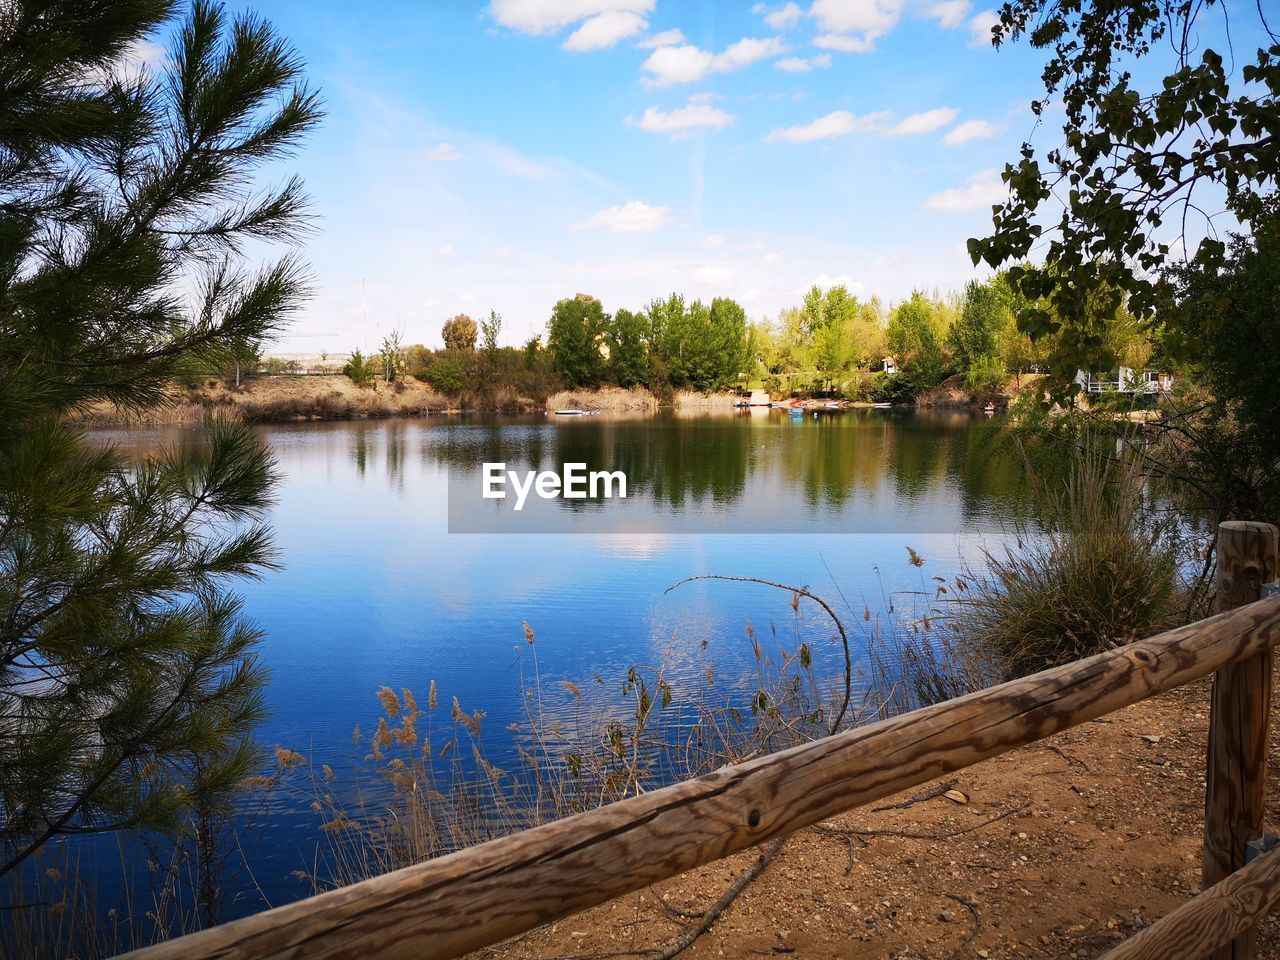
478, 669, 1280, 960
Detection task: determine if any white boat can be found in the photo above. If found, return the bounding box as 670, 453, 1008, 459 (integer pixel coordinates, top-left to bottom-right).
554, 409, 594, 416
872, 402, 892, 409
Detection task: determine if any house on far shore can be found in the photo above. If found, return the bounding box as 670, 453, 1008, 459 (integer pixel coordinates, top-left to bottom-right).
880, 357, 897, 375
1074, 367, 1175, 395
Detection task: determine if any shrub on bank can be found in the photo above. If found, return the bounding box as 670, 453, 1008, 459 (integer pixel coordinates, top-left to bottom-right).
956, 451, 1183, 676
869, 372, 916, 404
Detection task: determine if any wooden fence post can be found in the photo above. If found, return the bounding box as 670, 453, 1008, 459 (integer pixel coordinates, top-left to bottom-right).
1204, 520, 1279, 960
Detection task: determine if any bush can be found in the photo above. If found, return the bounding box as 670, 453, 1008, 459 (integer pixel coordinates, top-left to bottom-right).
424, 357, 465, 395
869, 372, 915, 404
342, 349, 375, 387
956, 450, 1182, 676
963, 354, 1005, 394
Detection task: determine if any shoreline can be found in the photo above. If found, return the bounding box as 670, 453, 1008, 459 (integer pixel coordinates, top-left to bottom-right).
71, 377, 745, 426
70, 373, 1062, 428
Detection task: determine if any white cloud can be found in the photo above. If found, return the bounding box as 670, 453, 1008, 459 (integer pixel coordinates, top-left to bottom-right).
763, 2, 803, 28
437, 244, 456, 257
942, 118, 1003, 145
641, 36, 787, 87
812, 32, 877, 52
490, 0, 653, 34
924, 168, 1006, 210
630, 100, 736, 138
563, 10, 647, 50
495, 245, 514, 255
424, 142, 462, 162
816, 272, 861, 290
571, 200, 674, 233
702, 233, 726, 248
761, 251, 784, 265
808, 0, 904, 48
764, 109, 888, 143
113, 39, 166, 82
718, 36, 789, 70
886, 107, 958, 135
641, 45, 715, 85
694, 265, 734, 284
775, 54, 831, 72
968, 8, 999, 47
927, 0, 971, 27
637, 28, 686, 48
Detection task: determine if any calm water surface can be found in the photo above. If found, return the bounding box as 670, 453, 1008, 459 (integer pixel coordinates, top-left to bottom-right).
82, 409, 1031, 921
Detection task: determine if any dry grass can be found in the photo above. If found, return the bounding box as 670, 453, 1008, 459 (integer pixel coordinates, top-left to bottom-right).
70, 399, 212, 427
674, 390, 737, 410
71, 376, 457, 426
545, 386, 661, 412
271, 577, 981, 898
544, 386, 738, 413
952, 450, 1184, 677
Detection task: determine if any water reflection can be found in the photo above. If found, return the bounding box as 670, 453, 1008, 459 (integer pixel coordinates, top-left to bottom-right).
83, 410, 1026, 923
410, 409, 1033, 532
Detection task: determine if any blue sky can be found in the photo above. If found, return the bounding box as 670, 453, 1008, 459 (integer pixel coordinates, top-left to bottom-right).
184, 1, 1064, 350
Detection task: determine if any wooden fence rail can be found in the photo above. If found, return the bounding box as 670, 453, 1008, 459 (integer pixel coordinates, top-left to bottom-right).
122, 540, 1280, 960
1101, 844, 1280, 960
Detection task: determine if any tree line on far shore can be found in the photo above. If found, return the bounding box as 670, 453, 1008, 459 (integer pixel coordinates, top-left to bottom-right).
319, 272, 1160, 405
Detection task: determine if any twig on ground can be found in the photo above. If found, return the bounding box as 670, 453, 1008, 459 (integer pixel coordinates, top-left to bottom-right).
1045, 743, 1090, 771
813, 801, 1032, 841
643, 837, 787, 960
871, 780, 958, 812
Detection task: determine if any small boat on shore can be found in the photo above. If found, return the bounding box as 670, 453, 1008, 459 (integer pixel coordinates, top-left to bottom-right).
554, 409, 599, 416
872, 402, 893, 409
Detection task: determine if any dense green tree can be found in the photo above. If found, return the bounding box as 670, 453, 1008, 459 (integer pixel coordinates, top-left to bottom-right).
644, 294, 748, 391
887, 292, 949, 388
426, 356, 465, 395
0, 0, 318, 877
606, 307, 649, 387
441, 313, 477, 351
706, 297, 749, 389
343, 348, 374, 386
522, 335, 542, 370
1167, 201, 1280, 522
949, 280, 1010, 389
969, 0, 1280, 390
548, 293, 607, 388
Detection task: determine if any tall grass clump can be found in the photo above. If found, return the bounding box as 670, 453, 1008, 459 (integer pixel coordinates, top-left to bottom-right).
958, 449, 1183, 677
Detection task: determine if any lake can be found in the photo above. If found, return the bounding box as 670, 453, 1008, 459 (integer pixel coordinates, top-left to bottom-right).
80, 408, 1032, 924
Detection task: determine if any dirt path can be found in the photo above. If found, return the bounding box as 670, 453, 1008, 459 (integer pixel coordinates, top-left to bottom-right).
479, 669, 1280, 960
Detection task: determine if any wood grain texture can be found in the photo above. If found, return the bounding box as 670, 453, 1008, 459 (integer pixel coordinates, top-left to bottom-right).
121, 596, 1280, 960
1204, 522, 1279, 960
1103, 844, 1280, 960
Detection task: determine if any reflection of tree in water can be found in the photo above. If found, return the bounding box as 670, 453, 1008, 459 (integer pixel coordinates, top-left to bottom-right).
384, 422, 407, 491
614, 417, 753, 509
339, 412, 1036, 521
350, 426, 372, 477
947, 417, 1043, 525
